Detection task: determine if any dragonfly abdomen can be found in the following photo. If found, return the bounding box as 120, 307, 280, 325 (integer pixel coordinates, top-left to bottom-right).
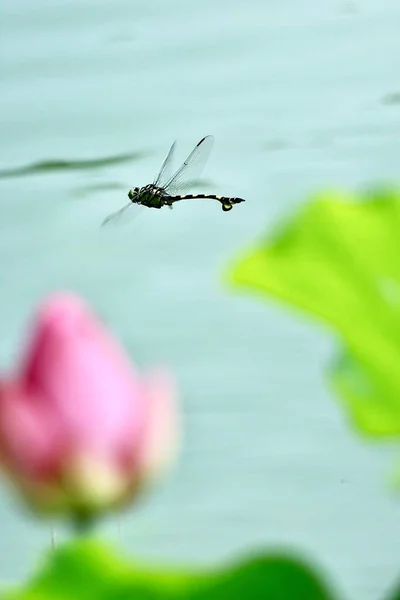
164, 194, 245, 212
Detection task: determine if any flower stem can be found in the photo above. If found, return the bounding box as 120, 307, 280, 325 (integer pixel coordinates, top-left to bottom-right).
72, 512, 96, 536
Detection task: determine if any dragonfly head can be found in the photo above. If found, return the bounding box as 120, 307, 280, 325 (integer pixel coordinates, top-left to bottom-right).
128, 187, 141, 203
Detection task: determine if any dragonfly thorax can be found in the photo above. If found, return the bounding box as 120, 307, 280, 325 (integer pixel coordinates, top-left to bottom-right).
128, 184, 166, 209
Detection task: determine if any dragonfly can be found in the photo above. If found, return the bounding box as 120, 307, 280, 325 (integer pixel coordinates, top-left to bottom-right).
101, 135, 245, 226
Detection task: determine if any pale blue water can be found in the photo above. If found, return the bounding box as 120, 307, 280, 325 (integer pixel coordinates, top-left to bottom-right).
1, 1, 400, 598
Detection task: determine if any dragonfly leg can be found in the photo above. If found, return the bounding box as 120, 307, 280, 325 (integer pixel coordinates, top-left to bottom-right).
162, 196, 173, 207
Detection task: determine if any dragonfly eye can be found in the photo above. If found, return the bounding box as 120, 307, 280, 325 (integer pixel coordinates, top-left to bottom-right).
128, 187, 140, 200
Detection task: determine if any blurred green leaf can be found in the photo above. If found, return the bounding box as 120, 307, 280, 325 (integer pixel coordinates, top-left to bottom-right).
0, 152, 143, 179
382, 570, 400, 600
3, 539, 337, 600
227, 187, 400, 437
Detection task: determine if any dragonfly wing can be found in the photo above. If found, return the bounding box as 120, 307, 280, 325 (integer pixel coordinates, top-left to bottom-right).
101, 202, 144, 227
153, 140, 176, 188
163, 135, 214, 196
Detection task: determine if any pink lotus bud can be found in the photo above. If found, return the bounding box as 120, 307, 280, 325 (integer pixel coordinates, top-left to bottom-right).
0, 293, 179, 521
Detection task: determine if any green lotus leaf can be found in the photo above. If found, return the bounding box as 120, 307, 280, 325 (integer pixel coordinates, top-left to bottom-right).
2, 538, 336, 600
227, 187, 400, 437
